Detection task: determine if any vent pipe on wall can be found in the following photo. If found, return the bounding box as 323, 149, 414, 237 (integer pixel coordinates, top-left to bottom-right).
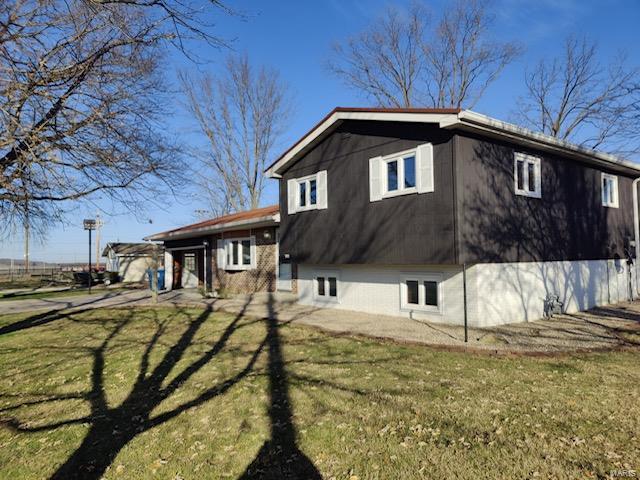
633, 178, 640, 297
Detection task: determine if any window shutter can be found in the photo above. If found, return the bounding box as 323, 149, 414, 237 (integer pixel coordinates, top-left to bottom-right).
250, 236, 257, 269
369, 156, 383, 202
416, 143, 434, 193
287, 179, 297, 214
317, 170, 328, 209
216, 239, 226, 269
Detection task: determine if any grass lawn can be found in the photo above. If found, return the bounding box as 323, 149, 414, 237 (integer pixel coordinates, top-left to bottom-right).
0, 287, 129, 302
0, 306, 638, 479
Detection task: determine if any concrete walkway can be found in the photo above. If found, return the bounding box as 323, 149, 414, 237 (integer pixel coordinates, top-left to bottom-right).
1, 288, 639, 354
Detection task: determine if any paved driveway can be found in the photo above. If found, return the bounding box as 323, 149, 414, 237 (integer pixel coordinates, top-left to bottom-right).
2, 288, 639, 354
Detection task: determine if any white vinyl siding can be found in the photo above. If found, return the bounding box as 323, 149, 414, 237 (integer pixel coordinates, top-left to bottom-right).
369, 143, 433, 202
514, 152, 541, 198
601, 173, 619, 208
287, 171, 328, 214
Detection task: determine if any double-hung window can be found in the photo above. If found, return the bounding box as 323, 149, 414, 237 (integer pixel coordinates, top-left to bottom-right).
601, 173, 619, 208
384, 152, 416, 196
400, 273, 442, 313
297, 176, 317, 210
514, 152, 541, 198
218, 237, 255, 271
287, 171, 328, 214
369, 143, 433, 202
315, 271, 339, 301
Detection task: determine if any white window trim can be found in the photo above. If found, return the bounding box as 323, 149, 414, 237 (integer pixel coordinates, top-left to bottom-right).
514, 152, 542, 199
296, 173, 319, 212
222, 236, 255, 271
382, 148, 418, 199
601, 172, 619, 208
313, 269, 340, 303
399, 272, 443, 314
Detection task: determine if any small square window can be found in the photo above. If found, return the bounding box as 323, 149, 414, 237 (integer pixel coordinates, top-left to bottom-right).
514, 153, 541, 198
314, 272, 339, 301
400, 274, 442, 313
224, 237, 255, 270
406, 280, 419, 305
602, 173, 619, 208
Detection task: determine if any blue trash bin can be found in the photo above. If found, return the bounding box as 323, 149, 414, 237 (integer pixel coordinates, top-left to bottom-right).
157, 268, 165, 290
147, 268, 165, 291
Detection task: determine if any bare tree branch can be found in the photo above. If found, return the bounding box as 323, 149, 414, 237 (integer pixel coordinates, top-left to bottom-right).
515, 36, 640, 156
0, 0, 231, 236
180, 54, 291, 215
328, 0, 520, 109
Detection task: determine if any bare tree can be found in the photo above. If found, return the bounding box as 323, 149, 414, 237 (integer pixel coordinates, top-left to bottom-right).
425, 0, 521, 108
181, 55, 290, 214
328, 4, 427, 108
328, 0, 520, 109
0, 0, 231, 236
516, 36, 640, 155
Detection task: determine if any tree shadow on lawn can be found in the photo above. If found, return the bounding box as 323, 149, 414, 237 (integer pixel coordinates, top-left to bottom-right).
1, 298, 263, 479
0, 294, 392, 479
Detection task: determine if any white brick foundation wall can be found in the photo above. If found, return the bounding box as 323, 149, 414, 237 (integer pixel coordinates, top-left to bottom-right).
297, 260, 639, 327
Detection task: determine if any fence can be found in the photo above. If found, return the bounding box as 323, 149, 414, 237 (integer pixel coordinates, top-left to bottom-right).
0, 265, 86, 285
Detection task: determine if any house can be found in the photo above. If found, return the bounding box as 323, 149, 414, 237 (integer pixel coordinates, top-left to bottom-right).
102, 242, 163, 283
144, 205, 284, 294
265, 107, 640, 327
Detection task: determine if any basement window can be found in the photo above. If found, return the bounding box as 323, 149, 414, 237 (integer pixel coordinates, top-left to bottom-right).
315, 271, 339, 302
400, 273, 442, 313
601, 173, 619, 208
514, 152, 541, 198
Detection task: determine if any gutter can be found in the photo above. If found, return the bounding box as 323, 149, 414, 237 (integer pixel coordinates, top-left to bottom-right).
144, 213, 280, 242
444, 111, 640, 174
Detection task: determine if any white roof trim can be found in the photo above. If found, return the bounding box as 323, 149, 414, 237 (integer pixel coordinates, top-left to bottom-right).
266, 109, 640, 178
144, 213, 279, 242
266, 111, 453, 178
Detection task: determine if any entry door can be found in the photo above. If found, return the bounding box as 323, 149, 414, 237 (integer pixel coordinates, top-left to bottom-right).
277, 263, 292, 291
182, 253, 199, 288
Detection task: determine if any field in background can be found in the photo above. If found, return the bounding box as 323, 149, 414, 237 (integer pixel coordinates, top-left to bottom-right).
0, 307, 638, 479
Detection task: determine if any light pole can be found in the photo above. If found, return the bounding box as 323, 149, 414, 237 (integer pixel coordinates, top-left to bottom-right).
83, 219, 97, 293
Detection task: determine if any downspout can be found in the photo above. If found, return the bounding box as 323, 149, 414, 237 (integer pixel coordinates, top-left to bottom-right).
632, 178, 640, 296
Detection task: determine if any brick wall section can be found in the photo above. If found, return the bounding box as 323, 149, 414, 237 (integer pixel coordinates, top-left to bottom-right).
212, 227, 277, 294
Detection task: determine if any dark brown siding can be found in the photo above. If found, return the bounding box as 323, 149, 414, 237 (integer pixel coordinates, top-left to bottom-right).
456, 132, 637, 263
279, 120, 457, 265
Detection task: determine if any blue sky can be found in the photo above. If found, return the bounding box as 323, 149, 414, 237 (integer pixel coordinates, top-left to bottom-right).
2, 0, 639, 263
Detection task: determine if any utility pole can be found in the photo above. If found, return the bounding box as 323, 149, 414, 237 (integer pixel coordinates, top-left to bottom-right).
95, 214, 103, 270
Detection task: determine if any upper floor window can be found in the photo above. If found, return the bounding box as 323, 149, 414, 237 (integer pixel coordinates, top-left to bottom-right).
369, 143, 433, 202
514, 152, 541, 198
216, 236, 256, 271
287, 170, 327, 214
601, 173, 619, 208
384, 153, 416, 195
